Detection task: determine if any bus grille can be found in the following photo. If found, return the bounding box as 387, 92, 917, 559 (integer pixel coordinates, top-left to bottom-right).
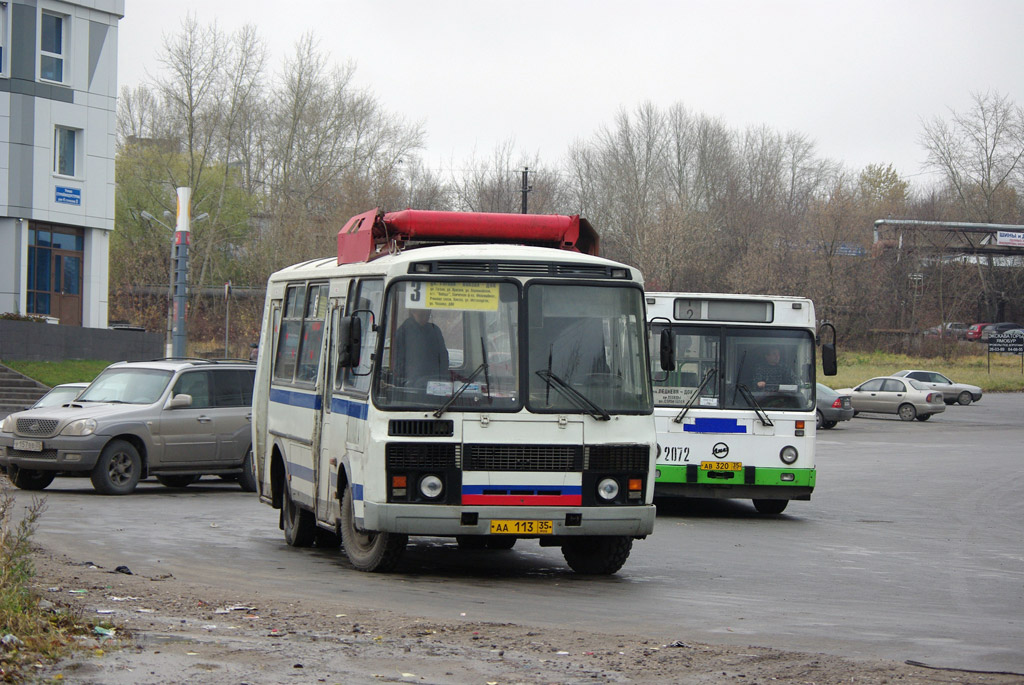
588, 445, 649, 471
16, 418, 59, 437
385, 443, 458, 469
388, 419, 454, 437
463, 444, 582, 472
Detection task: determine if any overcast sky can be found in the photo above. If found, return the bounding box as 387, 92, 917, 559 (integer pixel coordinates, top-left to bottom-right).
117, 0, 1024, 185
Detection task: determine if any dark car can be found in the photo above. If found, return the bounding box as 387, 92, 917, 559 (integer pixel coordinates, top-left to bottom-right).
981, 322, 1024, 341
816, 383, 853, 429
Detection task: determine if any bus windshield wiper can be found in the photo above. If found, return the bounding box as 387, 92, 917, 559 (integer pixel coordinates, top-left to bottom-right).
673, 368, 717, 424
735, 383, 774, 426
535, 369, 610, 421
433, 362, 488, 418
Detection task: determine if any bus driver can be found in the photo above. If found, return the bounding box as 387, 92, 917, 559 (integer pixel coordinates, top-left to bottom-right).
394, 308, 449, 386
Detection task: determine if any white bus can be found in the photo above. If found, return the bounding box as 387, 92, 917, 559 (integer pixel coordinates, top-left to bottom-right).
252, 209, 657, 573
647, 292, 837, 514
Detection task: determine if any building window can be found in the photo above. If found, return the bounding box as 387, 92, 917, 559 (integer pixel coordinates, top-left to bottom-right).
54, 126, 77, 176
40, 10, 67, 83
0, 3, 8, 77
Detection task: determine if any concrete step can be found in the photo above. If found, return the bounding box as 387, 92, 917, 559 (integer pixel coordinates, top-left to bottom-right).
0, 363, 50, 412
0, 390, 46, 402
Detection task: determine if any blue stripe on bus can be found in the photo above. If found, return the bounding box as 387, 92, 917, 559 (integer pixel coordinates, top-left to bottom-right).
684, 417, 747, 434
287, 462, 316, 483
269, 388, 322, 410
288, 463, 361, 501
331, 396, 369, 420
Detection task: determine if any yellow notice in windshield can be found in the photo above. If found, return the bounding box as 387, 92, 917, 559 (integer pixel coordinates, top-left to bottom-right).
424, 282, 499, 311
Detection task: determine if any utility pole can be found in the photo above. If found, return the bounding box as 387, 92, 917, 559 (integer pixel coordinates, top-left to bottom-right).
224, 280, 231, 358
521, 167, 532, 214
171, 187, 192, 358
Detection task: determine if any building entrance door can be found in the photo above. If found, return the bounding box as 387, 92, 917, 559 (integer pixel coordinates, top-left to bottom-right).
53, 251, 82, 326
27, 224, 84, 325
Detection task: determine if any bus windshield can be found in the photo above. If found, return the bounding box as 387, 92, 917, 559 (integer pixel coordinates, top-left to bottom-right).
376, 280, 520, 411
653, 326, 814, 411
374, 280, 651, 415
526, 283, 651, 415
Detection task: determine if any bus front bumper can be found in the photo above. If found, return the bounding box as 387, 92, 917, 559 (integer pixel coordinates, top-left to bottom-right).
654, 465, 814, 501
361, 502, 656, 537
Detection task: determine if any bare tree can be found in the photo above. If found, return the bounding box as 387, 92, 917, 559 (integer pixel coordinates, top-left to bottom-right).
921, 90, 1024, 223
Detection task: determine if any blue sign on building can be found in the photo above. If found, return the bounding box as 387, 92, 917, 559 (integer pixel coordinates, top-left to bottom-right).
55, 186, 82, 206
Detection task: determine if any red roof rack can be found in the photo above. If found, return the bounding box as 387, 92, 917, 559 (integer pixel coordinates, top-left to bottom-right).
337, 209, 599, 265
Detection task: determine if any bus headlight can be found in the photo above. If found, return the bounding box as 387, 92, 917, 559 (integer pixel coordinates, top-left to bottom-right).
597, 477, 620, 501
419, 474, 443, 499
779, 446, 798, 465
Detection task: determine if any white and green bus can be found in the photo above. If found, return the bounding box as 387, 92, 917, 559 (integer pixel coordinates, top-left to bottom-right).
251, 209, 657, 574
647, 292, 836, 514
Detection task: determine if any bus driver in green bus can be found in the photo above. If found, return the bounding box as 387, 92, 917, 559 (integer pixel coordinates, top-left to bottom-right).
750, 345, 793, 390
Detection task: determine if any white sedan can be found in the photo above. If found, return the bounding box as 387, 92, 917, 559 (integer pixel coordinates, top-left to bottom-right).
838, 376, 946, 422
890, 370, 982, 406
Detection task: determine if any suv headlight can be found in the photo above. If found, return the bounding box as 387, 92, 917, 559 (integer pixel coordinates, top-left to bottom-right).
61, 419, 97, 436
0, 415, 13, 433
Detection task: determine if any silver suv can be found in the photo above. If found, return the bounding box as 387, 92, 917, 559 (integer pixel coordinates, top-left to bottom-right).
0, 359, 256, 495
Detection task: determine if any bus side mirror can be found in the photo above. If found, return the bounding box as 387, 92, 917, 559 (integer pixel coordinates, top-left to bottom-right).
819, 322, 837, 376
821, 344, 837, 376
338, 315, 363, 368
659, 329, 675, 371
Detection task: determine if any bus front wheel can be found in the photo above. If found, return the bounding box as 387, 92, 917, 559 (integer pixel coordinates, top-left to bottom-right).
341, 487, 407, 572
561, 536, 632, 575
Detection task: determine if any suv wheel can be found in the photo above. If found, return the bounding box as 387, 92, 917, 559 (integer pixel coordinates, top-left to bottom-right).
91, 440, 142, 495
237, 448, 257, 493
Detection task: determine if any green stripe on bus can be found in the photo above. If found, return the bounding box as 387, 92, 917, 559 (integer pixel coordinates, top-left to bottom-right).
656, 464, 815, 487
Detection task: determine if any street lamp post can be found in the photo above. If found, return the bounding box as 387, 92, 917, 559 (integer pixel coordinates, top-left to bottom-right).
141, 189, 208, 358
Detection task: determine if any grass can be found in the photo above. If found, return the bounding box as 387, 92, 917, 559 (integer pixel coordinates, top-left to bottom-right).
3, 349, 1023, 394
821, 349, 1024, 392
0, 485, 114, 682
1, 360, 111, 388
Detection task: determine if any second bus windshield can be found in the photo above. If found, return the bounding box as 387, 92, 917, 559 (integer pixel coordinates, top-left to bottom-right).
653, 326, 814, 411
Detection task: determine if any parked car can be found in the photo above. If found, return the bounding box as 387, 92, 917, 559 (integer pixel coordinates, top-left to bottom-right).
980, 322, 1024, 341
30, 382, 90, 409
943, 322, 969, 339
922, 322, 968, 339
815, 383, 853, 429
890, 370, 982, 406
0, 359, 256, 495
966, 323, 992, 342
837, 376, 946, 422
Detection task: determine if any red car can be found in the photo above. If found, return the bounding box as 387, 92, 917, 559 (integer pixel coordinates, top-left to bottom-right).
966, 323, 991, 341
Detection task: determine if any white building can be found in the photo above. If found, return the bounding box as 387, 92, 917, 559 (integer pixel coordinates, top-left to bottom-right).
0, 0, 123, 327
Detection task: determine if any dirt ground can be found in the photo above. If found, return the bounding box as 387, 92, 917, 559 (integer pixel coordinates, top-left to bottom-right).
25, 548, 1022, 685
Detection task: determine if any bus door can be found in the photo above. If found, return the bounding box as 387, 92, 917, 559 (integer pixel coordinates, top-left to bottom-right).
254, 299, 281, 495
318, 295, 345, 523
336, 280, 382, 505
